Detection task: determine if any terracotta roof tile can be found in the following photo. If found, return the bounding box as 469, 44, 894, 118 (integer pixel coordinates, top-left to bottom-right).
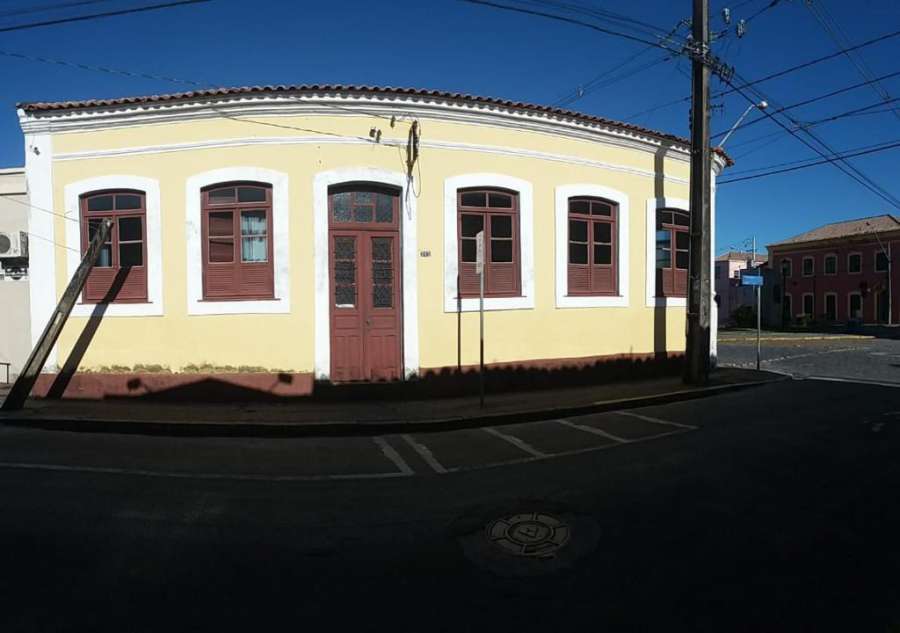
768, 214, 900, 248
16, 84, 732, 165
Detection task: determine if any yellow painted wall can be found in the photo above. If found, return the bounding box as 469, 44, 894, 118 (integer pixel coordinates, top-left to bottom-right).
47, 111, 692, 374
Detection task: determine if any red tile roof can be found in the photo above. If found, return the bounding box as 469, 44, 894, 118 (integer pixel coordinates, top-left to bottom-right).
768, 214, 900, 248
17, 84, 732, 165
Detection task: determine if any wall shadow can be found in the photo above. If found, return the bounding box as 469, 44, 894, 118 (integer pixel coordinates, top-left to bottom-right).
46, 269, 128, 398
653, 142, 673, 362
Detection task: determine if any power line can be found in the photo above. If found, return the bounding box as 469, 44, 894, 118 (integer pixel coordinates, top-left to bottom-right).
516, 0, 683, 41
0, 0, 118, 19
719, 139, 900, 184
727, 136, 900, 176
0, 0, 211, 33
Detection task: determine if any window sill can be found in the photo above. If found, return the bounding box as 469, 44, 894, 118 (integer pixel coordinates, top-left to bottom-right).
188, 296, 289, 315
198, 297, 278, 303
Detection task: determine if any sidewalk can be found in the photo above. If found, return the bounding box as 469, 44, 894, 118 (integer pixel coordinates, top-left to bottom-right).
0, 367, 784, 436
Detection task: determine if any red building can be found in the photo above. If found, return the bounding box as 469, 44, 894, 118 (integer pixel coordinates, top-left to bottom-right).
767, 215, 898, 326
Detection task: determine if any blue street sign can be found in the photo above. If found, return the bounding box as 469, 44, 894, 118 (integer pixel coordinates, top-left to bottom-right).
741, 274, 763, 287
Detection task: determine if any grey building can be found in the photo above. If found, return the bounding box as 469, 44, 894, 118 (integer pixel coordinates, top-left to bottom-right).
0, 167, 30, 381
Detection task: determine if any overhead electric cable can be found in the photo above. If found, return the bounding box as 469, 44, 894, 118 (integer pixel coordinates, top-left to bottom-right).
0, 0, 211, 33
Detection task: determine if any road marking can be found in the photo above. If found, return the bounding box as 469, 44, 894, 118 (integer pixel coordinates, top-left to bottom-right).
806, 375, 900, 389
0, 461, 409, 481
724, 346, 868, 369
373, 436, 413, 475
615, 411, 698, 430
555, 418, 629, 443
482, 426, 546, 457
400, 434, 447, 474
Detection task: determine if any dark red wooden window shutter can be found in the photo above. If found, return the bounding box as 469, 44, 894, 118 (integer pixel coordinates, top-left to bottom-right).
567, 197, 617, 296
456, 188, 521, 298
655, 208, 690, 298
201, 183, 274, 300
80, 190, 148, 303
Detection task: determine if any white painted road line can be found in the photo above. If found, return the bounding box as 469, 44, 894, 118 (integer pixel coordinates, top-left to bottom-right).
556, 418, 629, 443
373, 436, 413, 475
482, 426, 546, 458
807, 375, 900, 389
615, 411, 698, 430
400, 434, 448, 474
0, 461, 409, 481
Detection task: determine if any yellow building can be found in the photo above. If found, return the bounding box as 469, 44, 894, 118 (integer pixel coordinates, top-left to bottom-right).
17, 86, 727, 398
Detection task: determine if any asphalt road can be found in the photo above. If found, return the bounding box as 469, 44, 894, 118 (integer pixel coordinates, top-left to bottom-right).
3, 378, 900, 632
719, 332, 900, 384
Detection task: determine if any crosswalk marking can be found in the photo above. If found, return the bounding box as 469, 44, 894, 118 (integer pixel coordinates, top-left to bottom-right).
482, 426, 546, 458
373, 436, 413, 475
556, 418, 630, 443
400, 434, 447, 474
615, 410, 698, 430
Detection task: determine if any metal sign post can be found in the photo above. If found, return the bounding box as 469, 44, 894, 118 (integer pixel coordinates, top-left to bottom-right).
741, 272, 764, 371
475, 230, 485, 408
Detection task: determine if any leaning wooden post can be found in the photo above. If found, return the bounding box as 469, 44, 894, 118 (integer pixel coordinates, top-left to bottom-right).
2, 219, 113, 411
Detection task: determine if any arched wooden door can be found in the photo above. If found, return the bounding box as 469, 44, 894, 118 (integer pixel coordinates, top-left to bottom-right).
328, 184, 403, 382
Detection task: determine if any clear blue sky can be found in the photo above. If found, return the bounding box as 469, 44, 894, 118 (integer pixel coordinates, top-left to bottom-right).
1, 0, 899, 251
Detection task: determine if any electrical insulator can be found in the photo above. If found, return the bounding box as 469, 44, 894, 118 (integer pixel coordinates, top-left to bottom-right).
737, 19, 747, 38
722, 7, 731, 24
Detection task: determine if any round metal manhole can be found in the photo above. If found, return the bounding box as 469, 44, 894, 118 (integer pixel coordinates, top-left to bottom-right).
486, 512, 571, 558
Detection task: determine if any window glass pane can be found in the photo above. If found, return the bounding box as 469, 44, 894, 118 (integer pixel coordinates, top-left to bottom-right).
803, 259, 813, 274
488, 192, 512, 208
334, 237, 355, 261
238, 187, 266, 203
876, 252, 888, 270
372, 237, 392, 263
656, 248, 671, 269
674, 212, 690, 226
569, 220, 587, 243
569, 243, 588, 265
657, 211, 672, 229
208, 187, 235, 203
491, 215, 512, 238
119, 243, 143, 267
676, 251, 689, 269
115, 194, 142, 210
335, 285, 356, 307
591, 202, 612, 216
461, 214, 483, 238
569, 199, 590, 214
849, 255, 861, 272
241, 210, 266, 236
675, 231, 689, 250
461, 239, 477, 262
241, 237, 267, 262
333, 236, 356, 307
376, 194, 394, 223
353, 205, 373, 222
656, 229, 671, 249
208, 211, 233, 236
118, 217, 143, 242
460, 191, 485, 207
804, 296, 814, 314
594, 222, 611, 244
355, 191, 374, 204
209, 238, 233, 263
331, 192, 351, 222
825, 257, 836, 273
594, 244, 612, 265
87, 195, 114, 212
372, 238, 393, 308
491, 239, 513, 262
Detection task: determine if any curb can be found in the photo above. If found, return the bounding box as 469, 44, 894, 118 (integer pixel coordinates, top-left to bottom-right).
718, 335, 874, 343
0, 376, 787, 438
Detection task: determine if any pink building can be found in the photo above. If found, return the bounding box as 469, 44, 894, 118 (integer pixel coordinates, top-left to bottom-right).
767, 215, 898, 326
715, 251, 767, 325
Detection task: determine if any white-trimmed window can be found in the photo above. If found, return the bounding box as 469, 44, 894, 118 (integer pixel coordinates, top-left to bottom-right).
556, 184, 629, 308
802, 292, 814, 317
186, 167, 290, 315
645, 197, 689, 307
875, 250, 889, 273
824, 254, 837, 275
802, 255, 814, 277
444, 173, 534, 312
824, 292, 838, 321
849, 292, 863, 320
64, 175, 163, 317
848, 252, 862, 274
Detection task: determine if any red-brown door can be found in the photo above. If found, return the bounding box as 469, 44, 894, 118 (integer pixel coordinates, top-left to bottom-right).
328, 187, 402, 382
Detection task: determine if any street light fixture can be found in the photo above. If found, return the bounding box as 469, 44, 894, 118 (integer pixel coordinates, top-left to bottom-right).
718, 100, 768, 148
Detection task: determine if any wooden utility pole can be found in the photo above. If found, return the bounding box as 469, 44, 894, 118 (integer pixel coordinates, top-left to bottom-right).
684, 0, 713, 385
2, 219, 113, 411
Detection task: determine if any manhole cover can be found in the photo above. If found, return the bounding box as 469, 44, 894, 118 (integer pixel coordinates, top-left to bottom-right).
486, 512, 570, 558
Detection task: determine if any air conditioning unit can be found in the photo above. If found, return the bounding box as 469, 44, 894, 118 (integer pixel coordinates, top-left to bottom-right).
0, 231, 28, 259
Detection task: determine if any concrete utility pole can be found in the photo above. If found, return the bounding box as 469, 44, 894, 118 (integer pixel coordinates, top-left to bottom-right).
685, 0, 713, 385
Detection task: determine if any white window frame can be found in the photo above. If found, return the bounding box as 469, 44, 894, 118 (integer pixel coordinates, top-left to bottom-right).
185, 167, 290, 315
802, 255, 815, 277
874, 250, 889, 273
645, 197, 689, 308
444, 173, 534, 312
847, 251, 863, 274
848, 291, 863, 320
801, 292, 815, 316
64, 175, 163, 317
823, 253, 837, 276
824, 291, 838, 321
555, 184, 629, 308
